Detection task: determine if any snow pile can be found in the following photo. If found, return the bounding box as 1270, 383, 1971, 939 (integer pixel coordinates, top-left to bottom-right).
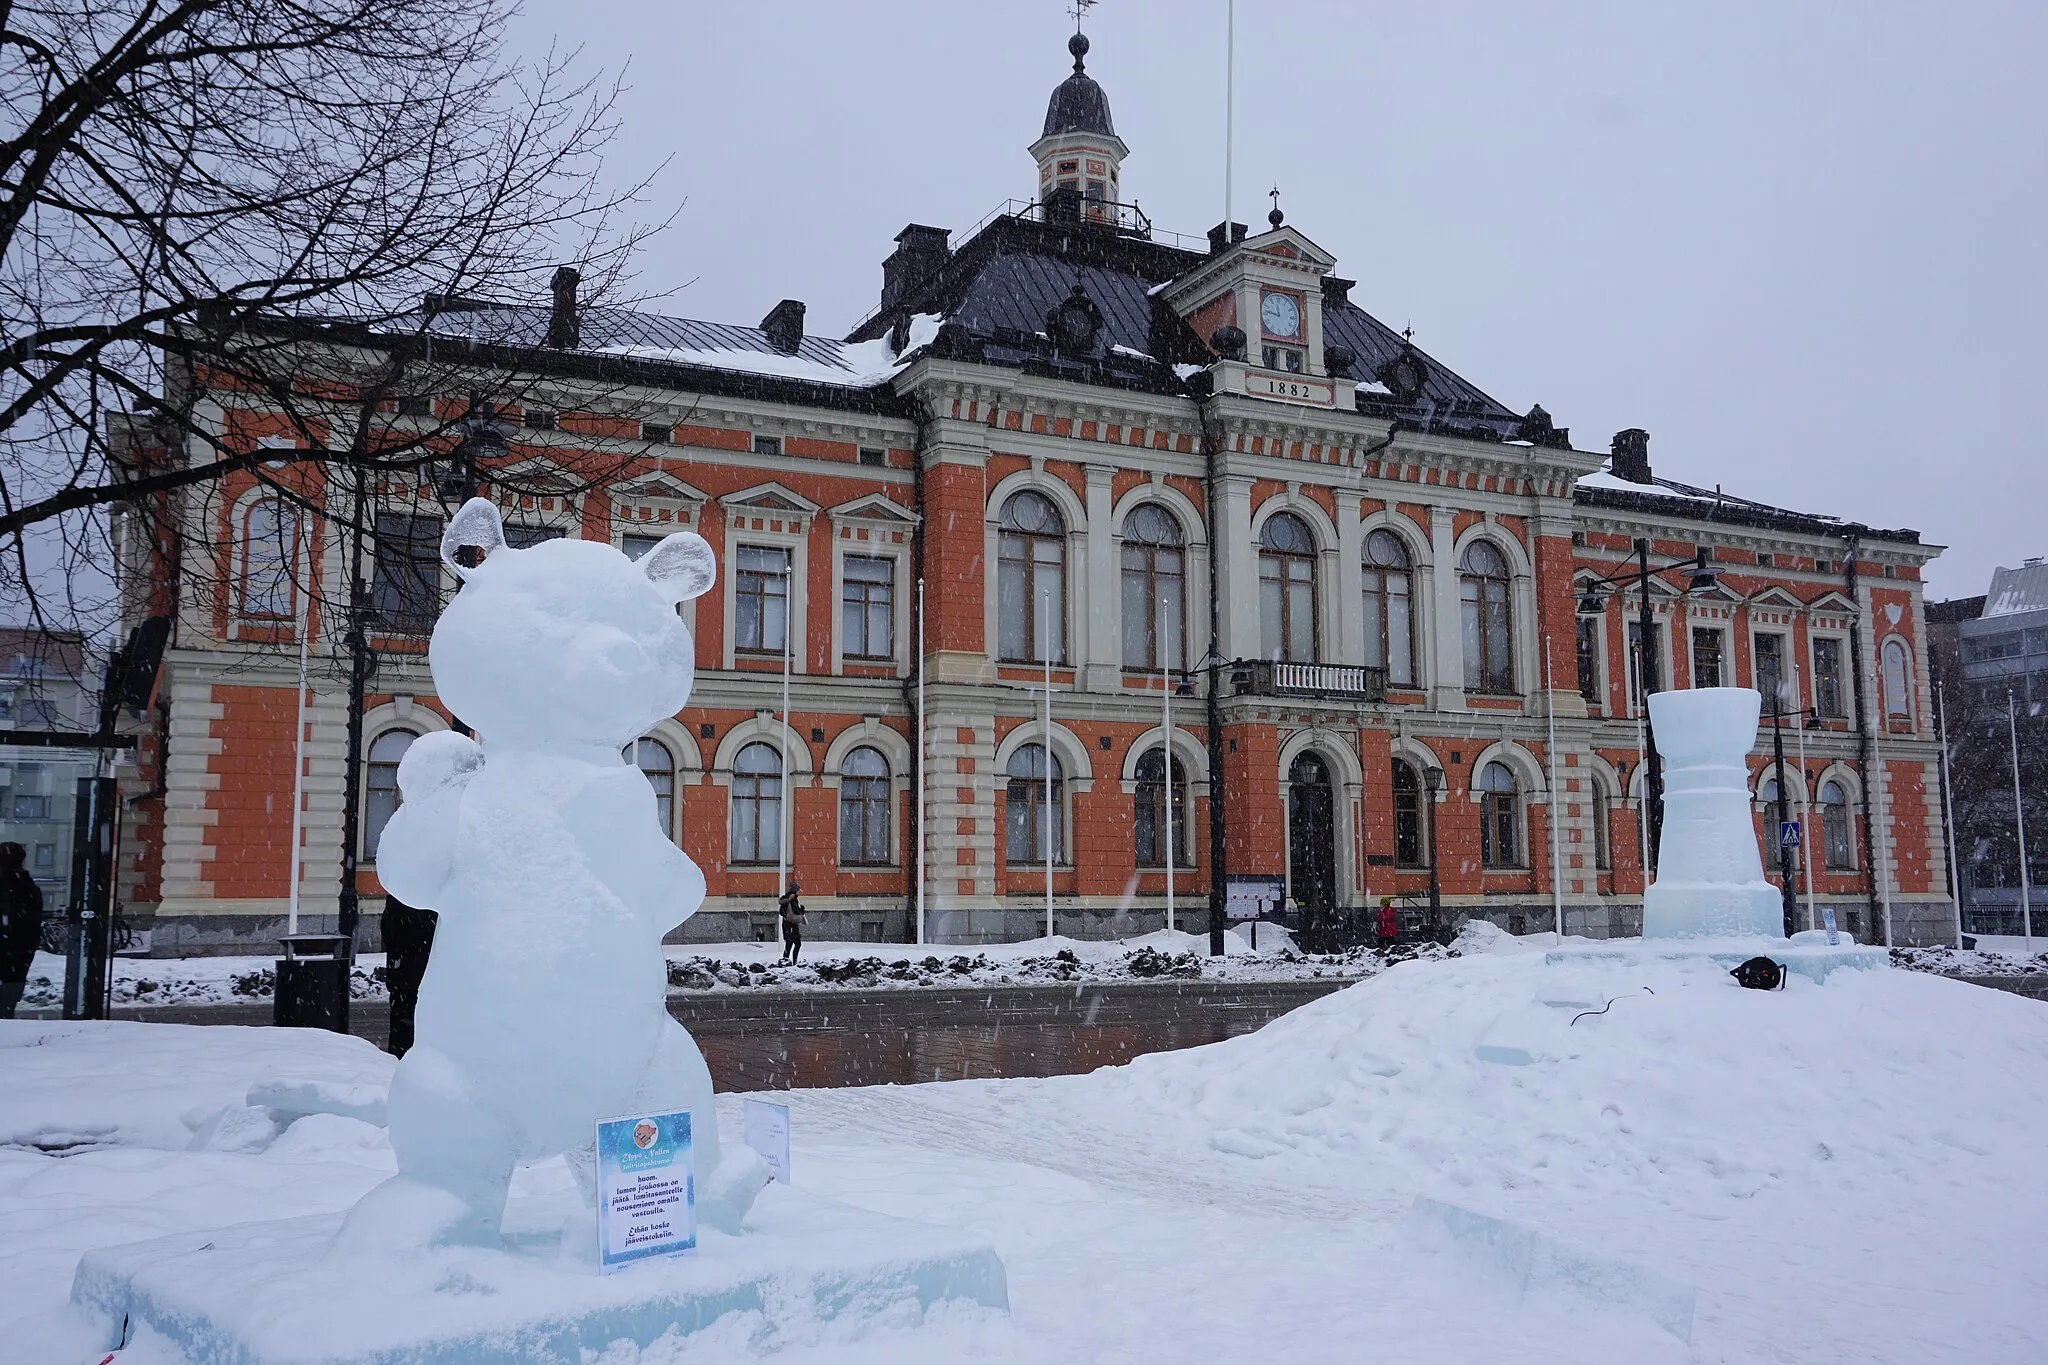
601, 314, 943, 389
1126, 951, 2048, 1217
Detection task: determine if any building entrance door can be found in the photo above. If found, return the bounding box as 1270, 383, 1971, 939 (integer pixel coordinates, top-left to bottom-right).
1288, 752, 1338, 948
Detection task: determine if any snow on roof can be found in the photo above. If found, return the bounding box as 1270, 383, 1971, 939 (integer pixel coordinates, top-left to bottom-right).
1983, 561, 2048, 617
599, 314, 942, 389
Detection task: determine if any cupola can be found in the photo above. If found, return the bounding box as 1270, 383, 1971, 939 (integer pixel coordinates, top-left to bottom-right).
1029, 33, 1129, 224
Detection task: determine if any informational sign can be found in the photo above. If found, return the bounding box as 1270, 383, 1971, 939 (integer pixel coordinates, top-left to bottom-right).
1821, 907, 1839, 947
1226, 875, 1286, 923
743, 1097, 790, 1185
1779, 821, 1802, 849
596, 1109, 694, 1271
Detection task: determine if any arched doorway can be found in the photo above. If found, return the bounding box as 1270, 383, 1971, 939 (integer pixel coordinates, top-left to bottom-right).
1288, 751, 1338, 948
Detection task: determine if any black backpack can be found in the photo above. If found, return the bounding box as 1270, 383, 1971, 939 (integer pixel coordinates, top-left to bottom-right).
1729, 956, 1786, 991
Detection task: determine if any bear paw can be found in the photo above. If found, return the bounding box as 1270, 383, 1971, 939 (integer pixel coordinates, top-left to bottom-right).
396, 730, 484, 799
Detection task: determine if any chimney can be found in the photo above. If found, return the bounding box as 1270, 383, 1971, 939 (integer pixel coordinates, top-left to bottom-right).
546, 266, 581, 350
760, 299, 805, 355
1321, 275, 1354, 309
881, 225, 951, 313
1206, 220, 1250, 255
1610, 428, 1652, 483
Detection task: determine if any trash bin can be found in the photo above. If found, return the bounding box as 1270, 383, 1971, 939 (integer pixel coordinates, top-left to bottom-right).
274, 933, 351, 1032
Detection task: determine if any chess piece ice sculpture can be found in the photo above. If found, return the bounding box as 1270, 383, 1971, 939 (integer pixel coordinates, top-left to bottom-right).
1642, 687, 1786, 940
342, 498, 765, 1250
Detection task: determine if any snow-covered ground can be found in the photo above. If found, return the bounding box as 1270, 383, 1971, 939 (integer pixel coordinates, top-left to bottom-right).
22, 921, 2041, 1011
5, 942, 2045, 1363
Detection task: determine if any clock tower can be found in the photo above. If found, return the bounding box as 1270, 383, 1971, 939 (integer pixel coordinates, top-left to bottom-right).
1161, 202, 1344, 409
1029, 33, 1128, 224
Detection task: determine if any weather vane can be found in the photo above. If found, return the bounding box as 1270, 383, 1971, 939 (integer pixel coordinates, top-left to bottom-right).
1069, 0, 1096, 31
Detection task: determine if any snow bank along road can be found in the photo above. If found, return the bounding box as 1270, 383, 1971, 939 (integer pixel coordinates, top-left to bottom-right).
6, 939, 2046, 1363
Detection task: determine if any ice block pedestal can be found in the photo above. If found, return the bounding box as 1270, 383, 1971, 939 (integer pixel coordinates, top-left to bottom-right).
1641, 687, 1785, 940
1540, 687, 1885, 992
71, 1183, 1008, 1365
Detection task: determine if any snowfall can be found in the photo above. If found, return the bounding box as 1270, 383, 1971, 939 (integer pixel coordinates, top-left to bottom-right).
5, 925, 2047, 1364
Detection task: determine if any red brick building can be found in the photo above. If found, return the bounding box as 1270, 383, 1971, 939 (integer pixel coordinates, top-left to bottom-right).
118, 33, 1952, 952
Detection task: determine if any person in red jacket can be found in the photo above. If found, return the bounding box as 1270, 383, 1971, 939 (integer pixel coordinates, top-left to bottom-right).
1376, 898, 1398, 948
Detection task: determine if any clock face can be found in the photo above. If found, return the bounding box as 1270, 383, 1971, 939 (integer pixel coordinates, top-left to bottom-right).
1261, 291, 1301, 340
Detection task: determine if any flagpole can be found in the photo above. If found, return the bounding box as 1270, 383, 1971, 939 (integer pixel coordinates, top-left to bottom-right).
1936, 681, 1962, 948
285, 608, 311, 936
777, 563, 791, 951
1546, 653, 1563, 940
1162, 607, 1175, 935
1796, 663, 1816, 934
1043, 586, 1054, 941
2012, 690, 2033, 950
916, 578, 926, 946
1224, 0, 1235, 234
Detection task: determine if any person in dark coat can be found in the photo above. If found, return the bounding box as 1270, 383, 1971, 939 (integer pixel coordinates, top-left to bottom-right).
0, 842, 46, 1018
776, 883, 805, 966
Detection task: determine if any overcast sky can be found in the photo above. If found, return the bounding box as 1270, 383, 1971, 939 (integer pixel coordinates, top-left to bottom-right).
509, 0, 2046, 601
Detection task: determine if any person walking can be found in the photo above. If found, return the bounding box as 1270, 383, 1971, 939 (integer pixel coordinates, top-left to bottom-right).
0, 842, 45, 1019
776, 883, 805, 966
1376, 897, 1399, 948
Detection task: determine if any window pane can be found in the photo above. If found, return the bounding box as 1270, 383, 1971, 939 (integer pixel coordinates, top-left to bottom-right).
1122, 556, 1152, 668
998, 550, 1030, 660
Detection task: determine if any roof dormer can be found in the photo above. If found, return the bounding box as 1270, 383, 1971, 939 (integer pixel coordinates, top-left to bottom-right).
1161, 201, 1343, 409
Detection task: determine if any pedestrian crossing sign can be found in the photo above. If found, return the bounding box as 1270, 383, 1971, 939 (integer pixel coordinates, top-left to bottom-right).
1779, 821, 1802, 848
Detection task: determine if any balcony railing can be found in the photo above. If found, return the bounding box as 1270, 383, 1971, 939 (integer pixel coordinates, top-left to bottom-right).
1239, 661, 1387, 704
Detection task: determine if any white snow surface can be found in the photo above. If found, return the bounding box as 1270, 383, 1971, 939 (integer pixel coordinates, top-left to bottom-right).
6, 949, 2046, 1362
600, 314, 942, 388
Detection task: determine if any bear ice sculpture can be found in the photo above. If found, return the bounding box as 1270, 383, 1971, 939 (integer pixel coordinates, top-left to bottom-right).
341, 497, 765, 1251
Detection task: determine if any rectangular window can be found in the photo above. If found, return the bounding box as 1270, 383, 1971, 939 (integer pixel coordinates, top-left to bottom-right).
32, 842, 53, 869
1756, 552, 1774, 568
1692, 628, 1725, 689
523, 408, 557, 431
1627, 621, 1663, 707
18, 698, 58, 728
1576, 618, 1601, 705
859, 920, 886, 943
1753, 632, 1785, 710
640, 420, 672, 444
842, 555, 895, 659
621, 534, 663, 561
503, 525, 564, 549
12, 794, 48, 819
371, 513, 445, 632
858, 446, 886, 467
396, 395, 432, 417
1261, 346, 1304, 373
1813, 637, 1845, 716
734, 546, 791, 653
751, 435, 783, 457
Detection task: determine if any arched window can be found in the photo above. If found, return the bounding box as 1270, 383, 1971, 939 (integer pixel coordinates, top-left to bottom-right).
838, 746, 891, 866
1134, 747, 1191, 867
1121, 504, 1185, 672
1004, 742, 1062, 865
1759, 775, 1787, 865
997, 490, 1067, 663
730, 742, 782, 866
1259, 512, 1318, 663
1882, 639, 1913, 721
1460, 540, 1514, 693
1589, 772, 1613, 871
1362, 528, 1415, 686
239, 498, 299, 619
635, 738, 677, 844
1478, 761, 1520, 868
1392, 760, 1424, 868
1820, 780, 1853, 870
364, 729, 419, 859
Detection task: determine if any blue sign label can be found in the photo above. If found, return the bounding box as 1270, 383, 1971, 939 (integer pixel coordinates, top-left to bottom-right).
596, 1109, 694, 1270
1780, 821, 1802, 848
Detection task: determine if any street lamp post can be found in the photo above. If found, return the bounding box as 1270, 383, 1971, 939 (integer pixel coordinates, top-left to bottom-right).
1576, 541, 1721, 875
1761, 698, 1819, 938
1423, 764, 1445, 934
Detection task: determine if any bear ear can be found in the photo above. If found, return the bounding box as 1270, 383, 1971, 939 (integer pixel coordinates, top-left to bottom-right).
441, 497, 506, 580
641, 531, 717, 604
